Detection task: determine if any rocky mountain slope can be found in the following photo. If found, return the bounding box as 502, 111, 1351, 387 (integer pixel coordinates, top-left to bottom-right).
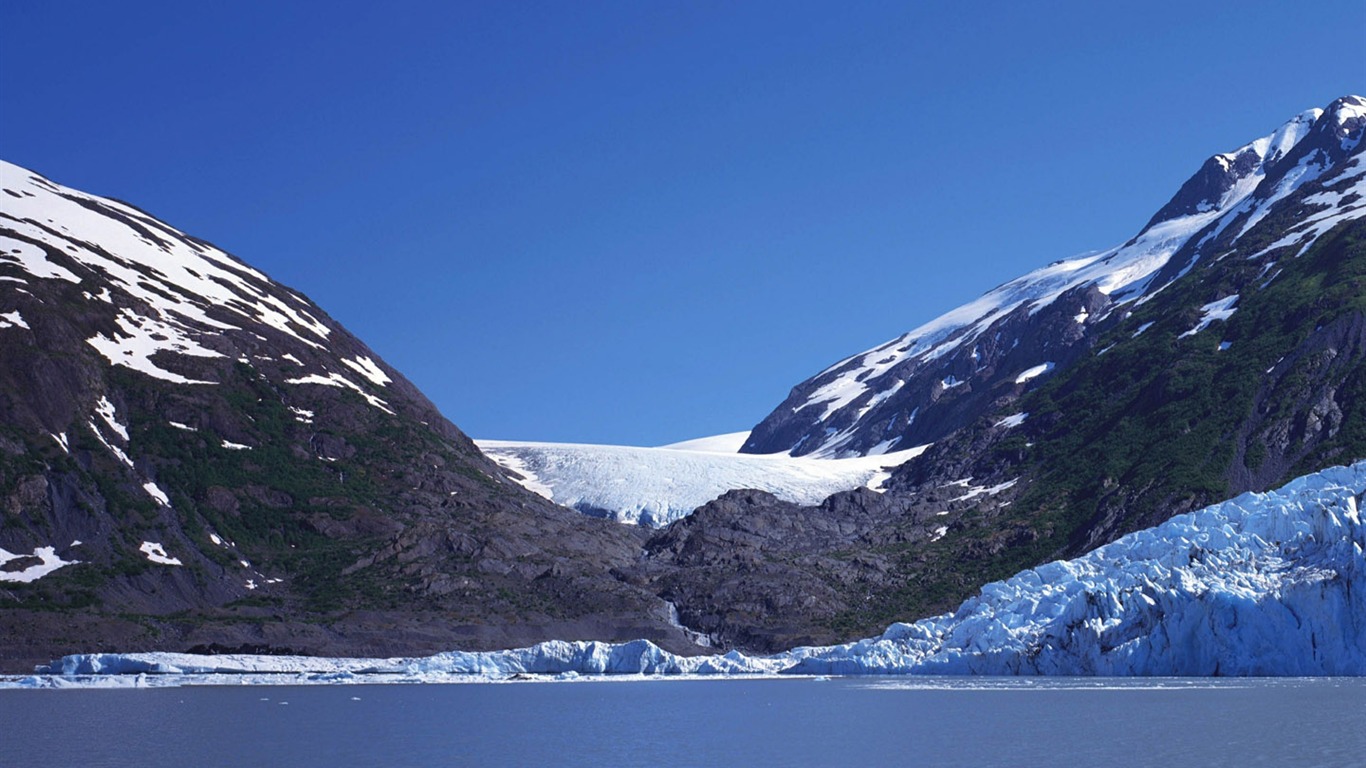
38, 458, 1366, 681
0, 160, 694, 672
635, 95, 1366, 650
743, 98, 1361, 460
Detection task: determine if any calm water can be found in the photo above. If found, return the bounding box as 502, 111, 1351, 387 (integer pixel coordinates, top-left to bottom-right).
2, 677, 1364, 767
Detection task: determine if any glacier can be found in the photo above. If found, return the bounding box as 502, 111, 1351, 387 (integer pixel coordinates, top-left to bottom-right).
11, 460, 1365, 687
476, 433, 928, 526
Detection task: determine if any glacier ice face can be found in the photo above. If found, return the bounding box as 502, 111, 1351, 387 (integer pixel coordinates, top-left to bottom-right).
790, 461, 1366, 676
16, 461, 1366, 686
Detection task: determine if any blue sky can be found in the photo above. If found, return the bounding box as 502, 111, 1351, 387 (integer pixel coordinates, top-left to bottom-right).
3, 1, 1363, 445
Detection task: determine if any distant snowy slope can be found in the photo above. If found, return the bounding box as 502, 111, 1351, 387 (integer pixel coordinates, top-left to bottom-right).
476, 436, 928, 526
658, 431, 751, 453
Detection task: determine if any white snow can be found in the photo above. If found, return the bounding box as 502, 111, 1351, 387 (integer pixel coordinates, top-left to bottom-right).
286, 372, 394, 414
142, 481, 170, 506
1179, 295, 1239, 338
50, 432, 69, 453
0, 310, 29, 329
288, 406, 314, 424
86, 308, 222, 385
138, 542, 182, 567
658, 431, 751, 453
1, 161, 332, 353
994, 413, 1027, 429
221, 440, 252, 451
949, 479, 1018, 503
1132, 321, 1155, 338
1, 161, 354, 388
88, 419, 132, 468
20, 463, 1366, 683
1013, 362, 1055, 384
476, 437, 930, 526
0, 234, 82, 283
340, 355, 391, 387
0, 545, 78, 583
93, 396, 128, 442
168, 421, 196, 431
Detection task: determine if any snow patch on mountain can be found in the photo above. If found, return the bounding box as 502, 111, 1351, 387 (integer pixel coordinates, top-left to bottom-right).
341, 355, 391, 387
1013, 362, 1055, 384
138, 542, 182, 567
1, 159, 346, 388
285, 372, 393, 414
86, 307, 225, 385
1179, 295, 1239, 338
477, 435, 930, 526
0, 544, 79, 584
0, 310, 28, 329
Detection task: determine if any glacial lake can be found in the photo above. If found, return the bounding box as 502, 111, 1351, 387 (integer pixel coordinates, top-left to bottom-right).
3, 676, 1364, 767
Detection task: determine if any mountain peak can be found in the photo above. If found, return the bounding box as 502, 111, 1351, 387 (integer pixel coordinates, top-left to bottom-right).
1141, 107, 1320, 231
742, 96, 1366, 459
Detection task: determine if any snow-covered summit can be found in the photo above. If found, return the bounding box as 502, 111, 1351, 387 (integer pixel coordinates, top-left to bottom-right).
743, 96, 1366, 458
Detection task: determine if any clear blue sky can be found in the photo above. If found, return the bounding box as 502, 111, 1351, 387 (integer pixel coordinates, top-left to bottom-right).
3, 2, 1363, 445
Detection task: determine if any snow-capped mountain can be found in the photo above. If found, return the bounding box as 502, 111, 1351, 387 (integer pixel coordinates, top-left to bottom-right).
631, 96, 1366, 651
5, 94, 1364, 673
0, 161, 693, 670
477, 433, 927, 526
34, 458, 1366, 681
744, 96, 1366, 459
